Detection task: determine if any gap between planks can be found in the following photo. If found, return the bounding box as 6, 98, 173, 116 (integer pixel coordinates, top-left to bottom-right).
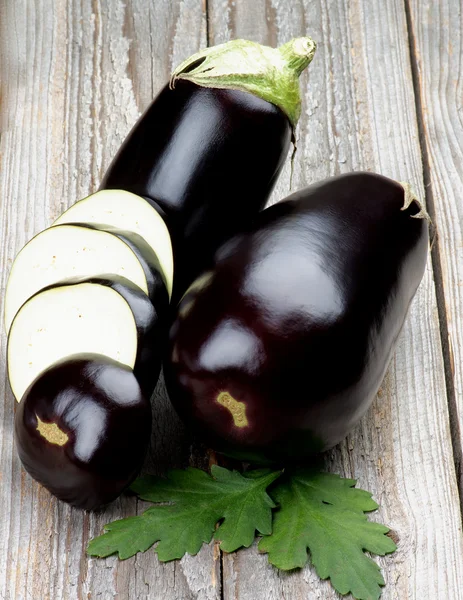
205, 0, 212, 46
403, 0, 463, 517
202, 3, 225, 594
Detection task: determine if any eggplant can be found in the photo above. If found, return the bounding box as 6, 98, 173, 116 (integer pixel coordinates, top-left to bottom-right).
53, 189, 174, 298
14, 355, 151, 510
164, 172, 430, 462
4, 224, 149, 332
8, 282, 139, 402
100, 38, 316, 298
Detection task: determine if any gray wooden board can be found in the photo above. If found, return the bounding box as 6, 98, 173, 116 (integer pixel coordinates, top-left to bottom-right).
0, 1, 462, 599
407, 0, 463, 491
0, 2, 220, 600
208, 0, 463, 598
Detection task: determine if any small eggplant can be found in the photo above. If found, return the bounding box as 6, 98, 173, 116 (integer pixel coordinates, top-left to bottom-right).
100, 38, 316, 298
164, 172, 430, 463
14, 355, 151, 510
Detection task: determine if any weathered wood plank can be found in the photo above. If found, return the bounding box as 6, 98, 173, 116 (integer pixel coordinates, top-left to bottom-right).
0, 2, 221, 599
208, 0, 463, 598
407, 0, 463, 487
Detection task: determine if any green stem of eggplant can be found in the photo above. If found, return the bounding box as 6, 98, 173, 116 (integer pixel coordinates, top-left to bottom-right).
278, 37, 317, 76
170, 37, 317, 129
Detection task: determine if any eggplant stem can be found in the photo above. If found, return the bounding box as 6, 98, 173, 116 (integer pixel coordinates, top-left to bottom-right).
278, 38, 317, 77
170, 37, 316, 130
400, 181, 432, 223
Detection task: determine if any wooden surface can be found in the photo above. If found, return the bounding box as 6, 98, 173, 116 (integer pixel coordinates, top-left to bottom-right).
0, 1, 462, 599
407, 0, 463, 489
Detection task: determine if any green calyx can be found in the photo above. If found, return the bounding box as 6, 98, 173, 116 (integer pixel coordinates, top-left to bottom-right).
170, 37, 317, 130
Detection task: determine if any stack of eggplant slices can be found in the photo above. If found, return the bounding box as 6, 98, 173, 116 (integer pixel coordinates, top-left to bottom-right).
5, 37, 430, 511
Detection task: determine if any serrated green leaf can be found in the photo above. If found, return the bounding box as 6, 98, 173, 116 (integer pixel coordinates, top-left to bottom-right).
288, 469, 379, 512
87, 466, 281, 561
259, 470, 396, 600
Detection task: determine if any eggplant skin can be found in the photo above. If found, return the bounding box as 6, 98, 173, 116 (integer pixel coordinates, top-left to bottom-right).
15, 355, 151, 510
100, 81, 292, 298
164, 172, 430, 463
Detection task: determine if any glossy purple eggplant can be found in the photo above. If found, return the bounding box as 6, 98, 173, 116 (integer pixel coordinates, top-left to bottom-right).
15, 355, 151, 510
164, 172, 430, 463
100, 38, 316, 298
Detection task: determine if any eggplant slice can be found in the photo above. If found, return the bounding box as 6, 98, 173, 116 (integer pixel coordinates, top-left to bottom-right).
8, 282, 138, 402
42, 275, 166, 397
65, 224, 169, 315
52, 189, 173, 298
4, 224, 149, 332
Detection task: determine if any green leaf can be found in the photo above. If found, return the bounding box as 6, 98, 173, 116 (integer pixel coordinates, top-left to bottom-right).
87, 465, 281, 561
259, 469, 396, 600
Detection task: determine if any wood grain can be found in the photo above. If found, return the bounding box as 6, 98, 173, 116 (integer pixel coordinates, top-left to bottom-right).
0, 2, 221, 600
208, 0, 463, 598
1, 1, 463, 600
406, 0, 463, 489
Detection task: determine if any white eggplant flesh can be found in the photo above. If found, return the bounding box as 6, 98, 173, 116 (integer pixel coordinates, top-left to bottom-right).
53, 189, 173, 298
7, 283, 138, 402
43, 275, 165, 397
4, 225, 148, 332
71, 224, 169, 313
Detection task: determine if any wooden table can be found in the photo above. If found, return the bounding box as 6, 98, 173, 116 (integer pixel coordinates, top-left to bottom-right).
1, 1, 462, 598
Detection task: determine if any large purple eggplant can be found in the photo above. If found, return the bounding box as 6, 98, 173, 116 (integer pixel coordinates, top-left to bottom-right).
164, 172, 430, 463
100, 38, 316, 298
